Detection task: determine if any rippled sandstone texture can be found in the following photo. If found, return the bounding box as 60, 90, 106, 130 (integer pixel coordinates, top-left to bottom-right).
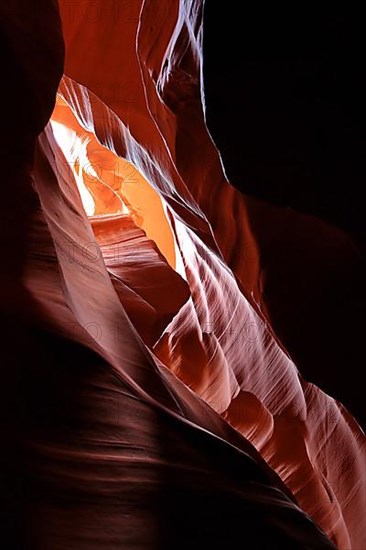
0, 2, 364, 549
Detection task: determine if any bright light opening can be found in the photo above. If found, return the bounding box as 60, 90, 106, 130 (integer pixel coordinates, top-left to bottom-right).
50, 95, 176, 269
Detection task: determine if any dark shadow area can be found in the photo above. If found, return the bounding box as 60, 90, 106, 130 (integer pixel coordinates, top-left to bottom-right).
203, 6, 366, 428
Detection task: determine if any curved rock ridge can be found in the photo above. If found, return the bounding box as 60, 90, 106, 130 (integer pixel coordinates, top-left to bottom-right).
0, 0, 364, 548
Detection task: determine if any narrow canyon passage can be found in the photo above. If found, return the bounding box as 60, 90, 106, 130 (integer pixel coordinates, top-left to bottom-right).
0, 2, 364, 549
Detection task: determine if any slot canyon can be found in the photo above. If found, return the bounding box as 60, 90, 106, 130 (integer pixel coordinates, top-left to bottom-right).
0, 2, 365, 548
